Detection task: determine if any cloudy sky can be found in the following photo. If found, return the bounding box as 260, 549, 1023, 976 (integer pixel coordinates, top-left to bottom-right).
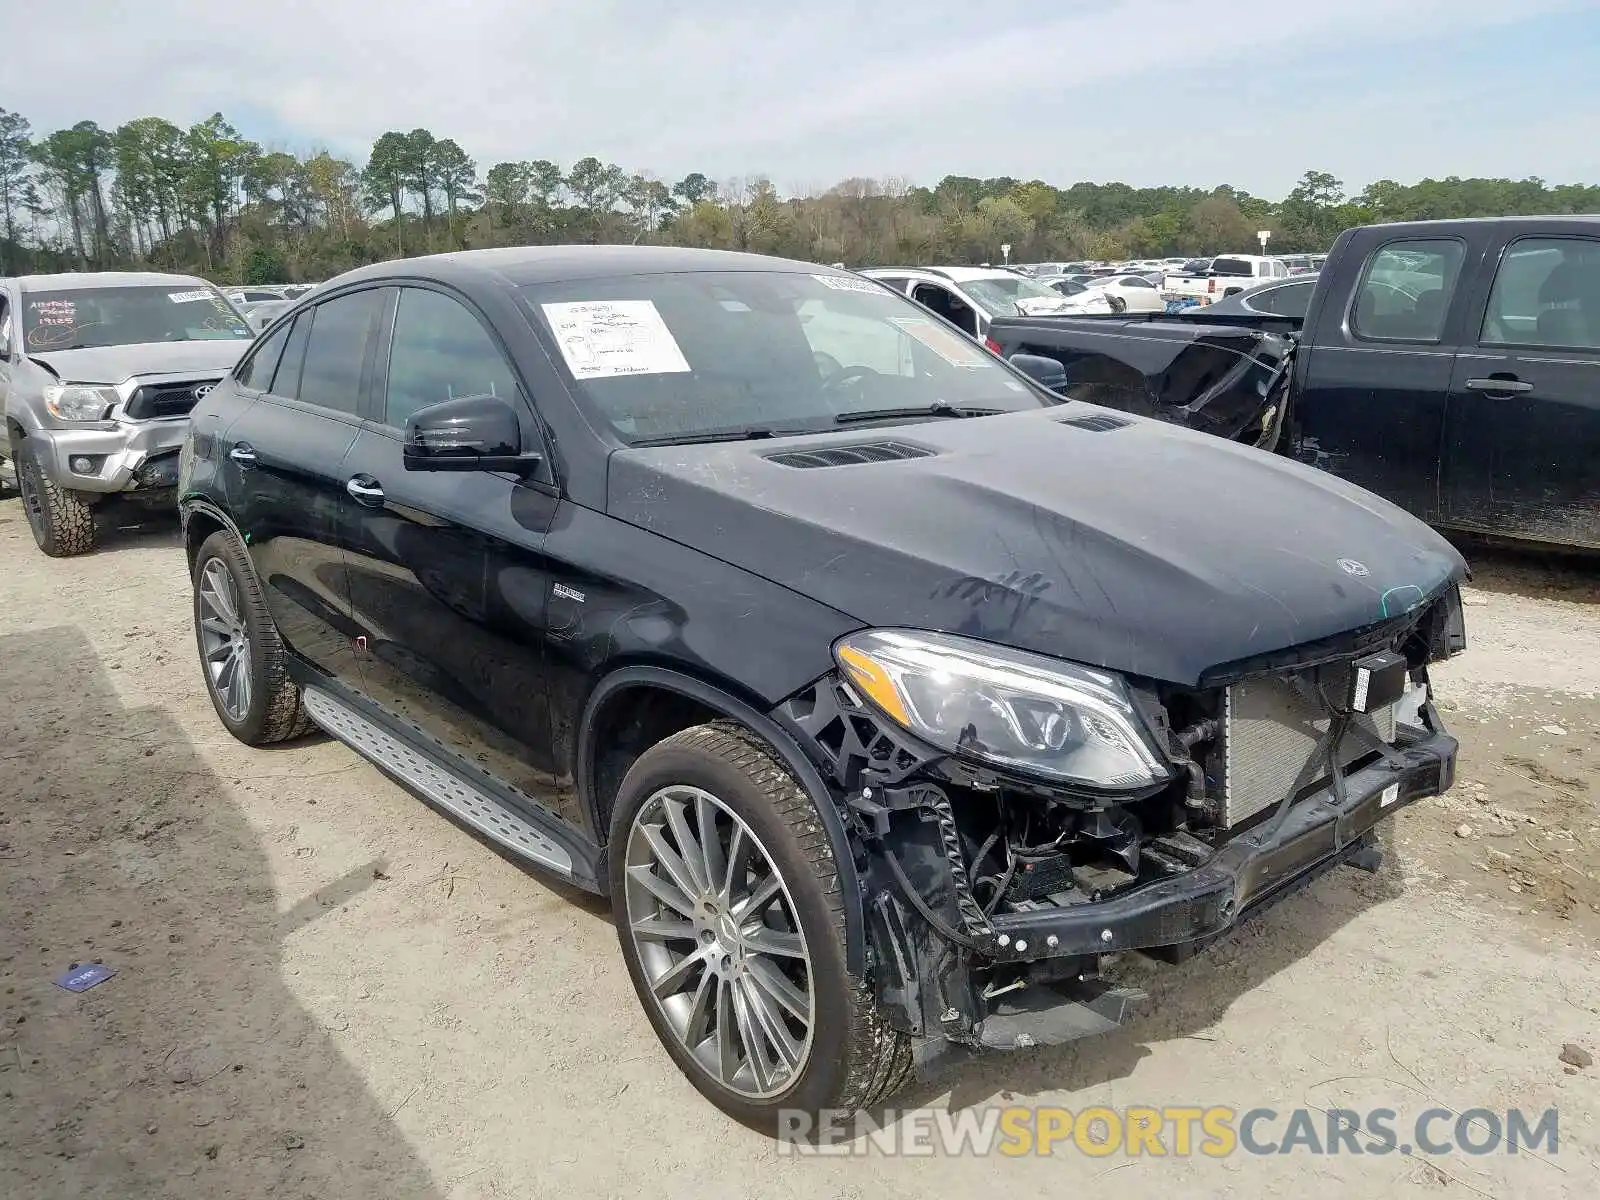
7, 0, 1600, 198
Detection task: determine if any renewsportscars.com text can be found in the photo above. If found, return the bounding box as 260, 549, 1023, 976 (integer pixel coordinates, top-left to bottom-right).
776, 1105, 1560, 1158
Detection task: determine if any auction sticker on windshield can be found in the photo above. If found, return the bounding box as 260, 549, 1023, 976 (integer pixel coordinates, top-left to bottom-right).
892, 316, 989, 367
168, 289, 213, 304
542, 300, 692, 380
812, 273, 889, 294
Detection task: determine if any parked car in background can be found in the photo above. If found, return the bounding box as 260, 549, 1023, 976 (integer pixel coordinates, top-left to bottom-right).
225, 286, 290, 306
859, 266, 1108, 339
1082, 274, 1167, 313
1, 271, 254, 555
242, 297, 298, 333
989, 216, 1600, 552
1031, 276, 1123, 312
179, 244, 1467, 1130
1161, 254, 1290, 311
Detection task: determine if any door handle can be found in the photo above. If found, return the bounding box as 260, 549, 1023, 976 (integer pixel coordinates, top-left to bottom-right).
1464, 377, 1533, 394
346, 476, 385, 505
228, 444, 258, 467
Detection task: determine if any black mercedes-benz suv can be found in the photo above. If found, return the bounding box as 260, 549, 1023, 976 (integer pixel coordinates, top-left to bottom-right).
179, 246, 1467, 1129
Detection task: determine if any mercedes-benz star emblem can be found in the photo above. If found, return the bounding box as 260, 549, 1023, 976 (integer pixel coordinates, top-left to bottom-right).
1337, 558, 1370, 577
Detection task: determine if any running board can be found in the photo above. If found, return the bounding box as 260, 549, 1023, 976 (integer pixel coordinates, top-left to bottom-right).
300, 686, 584, 883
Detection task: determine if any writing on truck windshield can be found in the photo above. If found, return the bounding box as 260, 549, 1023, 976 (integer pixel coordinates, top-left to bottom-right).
22, 286, 252, 351
523, 270, 1055, 444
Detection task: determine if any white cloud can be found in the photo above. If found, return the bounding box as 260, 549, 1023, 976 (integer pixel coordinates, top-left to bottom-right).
4, 0, 1597, 195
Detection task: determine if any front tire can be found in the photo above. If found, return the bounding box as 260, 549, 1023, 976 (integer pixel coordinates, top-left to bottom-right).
609, 722, 908, 1131
17, 441, 95, 557
191, 529, 313, 745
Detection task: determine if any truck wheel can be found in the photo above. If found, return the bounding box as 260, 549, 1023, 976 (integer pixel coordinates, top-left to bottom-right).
17, 441, 96, 557
610, 721, 909, 1132
191, 529, 313, 745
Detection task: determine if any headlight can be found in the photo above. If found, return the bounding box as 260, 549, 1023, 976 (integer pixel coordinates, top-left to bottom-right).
43, 384, 118, 422
833, 629, 1170, 789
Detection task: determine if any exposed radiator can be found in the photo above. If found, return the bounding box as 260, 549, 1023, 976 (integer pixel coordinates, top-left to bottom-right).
1219, 675, 1396, 827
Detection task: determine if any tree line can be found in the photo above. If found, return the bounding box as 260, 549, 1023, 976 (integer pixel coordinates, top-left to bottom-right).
3, 106, 1599, 285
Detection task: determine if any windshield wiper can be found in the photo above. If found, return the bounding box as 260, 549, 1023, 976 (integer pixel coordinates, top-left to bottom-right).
834, 401, 1003, 425
630, 426, 822, 447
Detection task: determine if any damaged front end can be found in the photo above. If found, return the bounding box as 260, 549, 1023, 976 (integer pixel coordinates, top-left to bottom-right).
773, 586, 1466, 1061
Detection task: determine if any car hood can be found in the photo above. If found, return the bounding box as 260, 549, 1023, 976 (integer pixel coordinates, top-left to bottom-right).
26, 340, 248, 384
606, 407, 1466, 685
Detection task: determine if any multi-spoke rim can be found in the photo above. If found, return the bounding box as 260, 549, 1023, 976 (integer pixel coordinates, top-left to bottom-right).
624, 785, 815, 1100
197, 558, 253, 722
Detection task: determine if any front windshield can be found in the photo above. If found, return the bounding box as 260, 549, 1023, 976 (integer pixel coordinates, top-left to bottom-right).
21, 285, 252, 352
522, 270, 1057, 445
959, 275, 1068, 315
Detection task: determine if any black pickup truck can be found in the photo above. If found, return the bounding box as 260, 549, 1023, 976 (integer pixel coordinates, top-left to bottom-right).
988, 216, 1600, 553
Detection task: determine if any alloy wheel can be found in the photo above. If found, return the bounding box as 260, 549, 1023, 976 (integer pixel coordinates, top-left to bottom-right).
624, 785, 815, 1100
198, 558, 253, 721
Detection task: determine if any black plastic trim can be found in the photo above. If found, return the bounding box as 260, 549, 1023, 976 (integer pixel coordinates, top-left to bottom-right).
578, 665, 868, 976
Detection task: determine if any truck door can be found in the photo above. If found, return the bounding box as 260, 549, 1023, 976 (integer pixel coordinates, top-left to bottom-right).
1443, 233, 1600, 550
1293, 236, 1471, 523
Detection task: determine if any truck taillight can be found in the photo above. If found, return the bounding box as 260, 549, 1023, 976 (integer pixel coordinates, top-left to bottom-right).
1208, 278, 1216, 293
984, 336, 1004, 355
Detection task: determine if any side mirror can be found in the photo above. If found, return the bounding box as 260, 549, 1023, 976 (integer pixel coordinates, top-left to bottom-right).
1008, 353, 1068, 393
403, 394, 542, 474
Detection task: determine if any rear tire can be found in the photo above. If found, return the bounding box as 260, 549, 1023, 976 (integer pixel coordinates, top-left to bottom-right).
17, 441, 95, 557
609, 721, 908, 1132
191, 529, 313, 745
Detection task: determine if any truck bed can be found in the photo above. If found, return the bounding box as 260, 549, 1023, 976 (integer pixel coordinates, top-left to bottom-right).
987, 315, 1293, 446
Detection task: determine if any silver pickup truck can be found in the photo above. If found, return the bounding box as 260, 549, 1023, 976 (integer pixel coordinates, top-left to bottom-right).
1, 271, 254, 556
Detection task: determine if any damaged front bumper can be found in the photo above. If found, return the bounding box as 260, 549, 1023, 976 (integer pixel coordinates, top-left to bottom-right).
849, 715, 1456, 1060
976, 725, 1455, 964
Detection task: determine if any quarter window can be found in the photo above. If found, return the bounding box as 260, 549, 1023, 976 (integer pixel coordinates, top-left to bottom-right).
384, 288, 522, 428
296, 290, 386, 415
271, 313, 310, 398
236, 321, 290, 390
1480, 237, 1600, 350
1352, 239, 1466, 342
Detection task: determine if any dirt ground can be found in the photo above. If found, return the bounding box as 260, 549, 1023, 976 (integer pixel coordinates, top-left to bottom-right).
1, 499, 1596, 1199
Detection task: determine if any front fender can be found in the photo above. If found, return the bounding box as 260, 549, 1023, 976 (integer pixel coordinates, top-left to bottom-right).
578, 665, 868, 977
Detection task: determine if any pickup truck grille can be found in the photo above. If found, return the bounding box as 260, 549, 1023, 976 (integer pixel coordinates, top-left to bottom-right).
1219, 674, 1397, 828
124, 378, 221, 421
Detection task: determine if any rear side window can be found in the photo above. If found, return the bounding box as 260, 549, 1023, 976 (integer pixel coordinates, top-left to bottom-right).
236, 321, 290, 390
1480, 237, 1600, 350
296, 290, 386, 415
384, 288, 522, 428
1351, 239, 1466, 342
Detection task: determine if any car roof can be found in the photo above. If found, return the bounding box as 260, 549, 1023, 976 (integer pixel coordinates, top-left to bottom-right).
920, 266, 1024, 283
10, 270, 211, 292
323, 245, 831, 291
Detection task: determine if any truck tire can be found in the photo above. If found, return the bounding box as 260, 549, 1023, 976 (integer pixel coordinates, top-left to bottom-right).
610, 721, 909, 1132
17, 440, 96, 557
191, 529, 313, 745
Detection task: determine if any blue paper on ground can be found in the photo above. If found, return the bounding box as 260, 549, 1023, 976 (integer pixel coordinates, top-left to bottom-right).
55, 964, 116, 992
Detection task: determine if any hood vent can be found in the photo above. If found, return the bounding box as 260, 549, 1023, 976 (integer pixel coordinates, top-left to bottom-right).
765, 441, 933, 469
1057, 411, 1132, 433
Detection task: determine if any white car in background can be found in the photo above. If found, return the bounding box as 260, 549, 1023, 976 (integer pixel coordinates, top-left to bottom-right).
859, 266, 1114, 341
1080, 273, 1167, 313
